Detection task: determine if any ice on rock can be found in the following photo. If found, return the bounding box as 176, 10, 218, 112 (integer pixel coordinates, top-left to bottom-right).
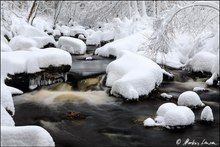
201, 106, 214, 122
58, 36, 86, 54
177, 91, 204, 107
1, 105, 15, 127
143, 118, 156, 127
106, 51, 163, 99
1, 126, 55, 146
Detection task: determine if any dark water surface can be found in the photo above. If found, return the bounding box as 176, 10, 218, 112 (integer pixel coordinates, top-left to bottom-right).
13, 53, 219, 147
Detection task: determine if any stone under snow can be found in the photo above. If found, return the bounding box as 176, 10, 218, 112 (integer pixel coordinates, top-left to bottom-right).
1, 126, 55, 146
58, 36, 86, 54
177, 91, 205, 107
143, 118, 156, 127
154, 103, 195, 128
106, 51, 163, 99
201, 106, 214, 122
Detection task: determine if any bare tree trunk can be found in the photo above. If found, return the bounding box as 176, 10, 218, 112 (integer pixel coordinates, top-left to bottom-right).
132, 1, 139, 16
26, 0, 39, 24
54, 1, 63, 26
128, 1, 132, 19
153, 0, 157, 18
141, 1, 147, 17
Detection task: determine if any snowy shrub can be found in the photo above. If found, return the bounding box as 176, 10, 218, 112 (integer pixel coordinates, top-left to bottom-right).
9, 36, 37, 51
177, 91, 205, 107
58, 37, 86, 54
106, 51, 163, 100
201, 106, 214, 122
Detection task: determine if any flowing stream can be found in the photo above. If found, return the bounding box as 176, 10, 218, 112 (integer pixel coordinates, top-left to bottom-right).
12, 47, 219, 147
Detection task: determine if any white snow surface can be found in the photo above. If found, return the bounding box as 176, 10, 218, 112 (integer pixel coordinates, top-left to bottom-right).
9, 36, 37, 51
95, 32, 146, 57
201, 106, 214, 122
177, 91, 205, 107
106, 51, 163, 99
160, 93, 173, 99
185, 51, 217, 73
1, 126, 55, 146
58, 37, 86, 54
193, 87, 207, 92
1, 48, 72, 78
1, 41, 12, 52
154, 103, 195, 127
1, 82, 15, 115
86, 31, 102, 46
1, 105, 15, 127
143, 118, 156, 127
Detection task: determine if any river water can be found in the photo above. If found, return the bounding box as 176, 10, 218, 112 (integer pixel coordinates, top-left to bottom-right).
12, 48, 219, 147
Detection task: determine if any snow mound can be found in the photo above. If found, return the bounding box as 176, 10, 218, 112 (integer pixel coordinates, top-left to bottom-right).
193, 87, 207, 92
1, 82, 15, 115
9, 36, 37, 51
164, 106, 195, 127
31, 36, 56, 48
95, 32, 146, 57
70, 28, 88, 37
206, 52, 219, 86
53, 29, 61, 36
185, 51, 216, 73
201, 106, 214, 122
1, 48, 72, 78
160, 93, 173, 99
154, 103, 195, 128
1, 126, 55, 146
59, 25, 70, 36
16, 22, 48, 37
1, 41, 12, 52
58, 37, 86, 54
1, 105, 15, 127
143, 118, 156, 127
177, 91, 205, 107
86, 31, 102, 46
106, 51, 163, 99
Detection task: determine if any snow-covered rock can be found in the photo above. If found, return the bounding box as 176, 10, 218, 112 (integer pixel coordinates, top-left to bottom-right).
143, 118, 156, 127
70, 28, 88, 38
58, 37, 86, 54
1, 48, 72, 78
206, 52, 219, 86
106, 51, 163, 99
185, 51, 216, 73
193, 87, 207, 92
31, 36, 56, 48
95, 32, 146, 57
154, 103, 195, 128
1, 126, 55, 146
164, 106, 195, 127
59, 25, 70, 36
53, 29, 61, 36
1, 105, 15, 127
201, 106, 214, 122
9, 36, 37, 51
86, 31, 102, 46
177, 91, 205, 107
155, 103, 177, 124
160, 93, 173, 99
